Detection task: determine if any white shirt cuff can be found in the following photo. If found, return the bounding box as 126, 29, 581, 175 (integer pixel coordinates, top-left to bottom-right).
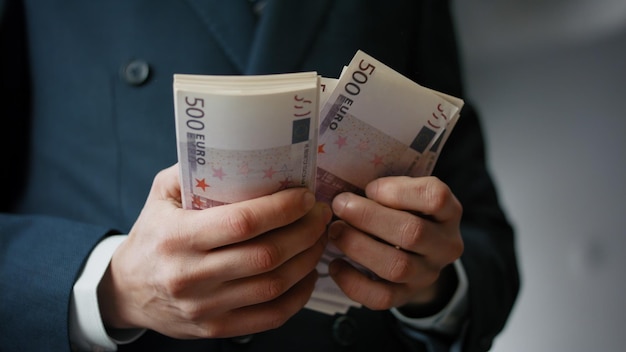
69, 235, 145, 351
390, 259, 469, 336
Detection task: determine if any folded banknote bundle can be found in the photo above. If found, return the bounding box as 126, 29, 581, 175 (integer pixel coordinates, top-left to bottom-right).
174, 71, 320, 209
173, 50, 464, 315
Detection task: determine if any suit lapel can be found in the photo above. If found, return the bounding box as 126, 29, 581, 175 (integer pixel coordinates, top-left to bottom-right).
184, 0, 257, 73
246, 0, 334, 74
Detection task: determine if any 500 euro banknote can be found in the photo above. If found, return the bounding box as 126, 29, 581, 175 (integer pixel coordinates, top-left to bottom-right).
309, 50, 464, 314
173, 72, 320, 209
172, 51, 464, 316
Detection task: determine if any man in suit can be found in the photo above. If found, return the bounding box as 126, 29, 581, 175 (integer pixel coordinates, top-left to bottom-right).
0, 0, 519, 351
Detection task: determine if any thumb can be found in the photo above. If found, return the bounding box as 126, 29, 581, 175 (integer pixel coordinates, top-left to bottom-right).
147, 163, 183, 204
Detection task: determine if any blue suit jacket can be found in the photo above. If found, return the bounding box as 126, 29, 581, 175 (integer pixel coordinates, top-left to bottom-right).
0, 0, 519, 351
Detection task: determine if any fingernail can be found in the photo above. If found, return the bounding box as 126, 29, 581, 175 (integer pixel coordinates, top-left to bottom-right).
327, 222, 340, 240
328, 260, 340, 277
331, 192, 349, 213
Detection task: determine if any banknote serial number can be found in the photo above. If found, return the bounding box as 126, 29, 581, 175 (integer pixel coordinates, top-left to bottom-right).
184, 96, 207, 165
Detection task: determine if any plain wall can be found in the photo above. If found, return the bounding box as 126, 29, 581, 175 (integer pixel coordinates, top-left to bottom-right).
452, 1, 626, 351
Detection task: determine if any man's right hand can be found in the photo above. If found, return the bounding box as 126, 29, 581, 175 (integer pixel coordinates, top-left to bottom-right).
97, 164, 332, 339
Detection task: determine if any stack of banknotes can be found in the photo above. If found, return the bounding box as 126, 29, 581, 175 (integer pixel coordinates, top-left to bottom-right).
173, 50, 464, 315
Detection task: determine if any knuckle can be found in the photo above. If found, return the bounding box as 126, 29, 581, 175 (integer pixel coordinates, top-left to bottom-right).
440, 227, 464, 264
161, 270, 187, 297
423, 178, 451, 212
358, 208, 376, 228
258, 275, 288, 301
154, 232, 182, 256
224, 207, 257, 239
453, 196, 463, 216
179, 301, 205, 322
386, 254, 412, 282
450, 236, 465, 260
150, 168, 176, 197
152, 168, 169, 186
399, 217, 423, 248
250, 242, 282, 272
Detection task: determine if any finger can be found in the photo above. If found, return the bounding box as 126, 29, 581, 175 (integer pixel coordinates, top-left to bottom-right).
182, 187, 319, 250
364, 176, 462, 222
329, 259, 411, 311
148, 163, 183, 204
204, 235, 327, 313
328, 221, 437, 284
191, 270, 319, 338
331, 192, 443, 255
193, 202, 331, 281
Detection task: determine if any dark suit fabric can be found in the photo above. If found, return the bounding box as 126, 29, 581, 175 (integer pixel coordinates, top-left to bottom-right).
0, 0, 519, 351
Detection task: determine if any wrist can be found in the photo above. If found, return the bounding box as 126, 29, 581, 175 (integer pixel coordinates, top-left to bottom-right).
70, 235, 128, 350
97, 239, 141, 331
97, 262, 129, 330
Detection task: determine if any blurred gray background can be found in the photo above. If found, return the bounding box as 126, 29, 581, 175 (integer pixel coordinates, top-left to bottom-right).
452, 0, 626, 351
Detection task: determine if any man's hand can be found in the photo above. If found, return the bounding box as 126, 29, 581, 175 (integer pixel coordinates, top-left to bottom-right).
97, 164, 332, 339
328, 176, 463, 313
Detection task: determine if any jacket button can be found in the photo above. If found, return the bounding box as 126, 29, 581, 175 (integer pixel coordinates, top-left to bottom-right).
121, 59, 150, 86
331, 315, 358, 346
230, 334, 254, 344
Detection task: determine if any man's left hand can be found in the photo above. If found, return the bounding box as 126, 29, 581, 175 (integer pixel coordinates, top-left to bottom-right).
328, 176, 463, 312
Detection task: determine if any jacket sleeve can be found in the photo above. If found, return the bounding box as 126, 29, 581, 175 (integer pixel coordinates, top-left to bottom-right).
412, 1, 521, 351
0, 1, 115, 350
436, 104, 520, 352
0, 215, 116, 350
